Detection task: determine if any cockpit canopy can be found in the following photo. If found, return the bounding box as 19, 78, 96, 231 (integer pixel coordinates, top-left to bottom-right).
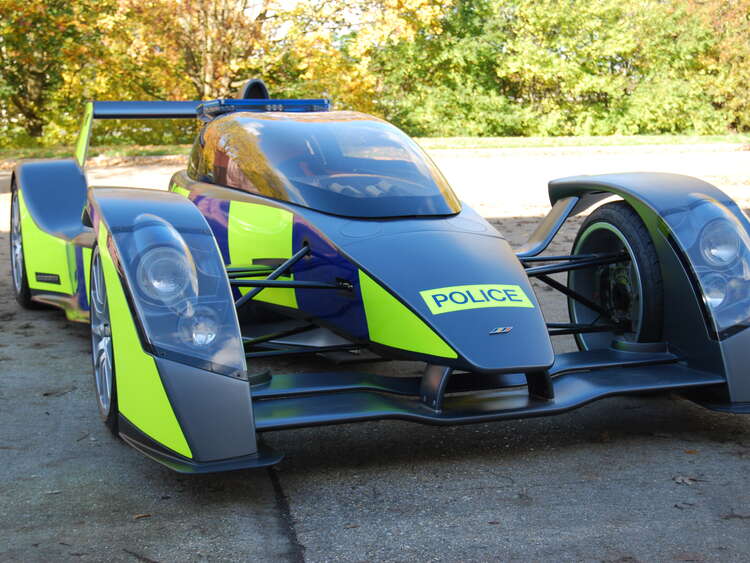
188, 111, 461, 218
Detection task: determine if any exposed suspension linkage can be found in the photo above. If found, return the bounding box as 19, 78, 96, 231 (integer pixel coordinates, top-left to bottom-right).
523, 252, 628, 277
233, 245, 310, 309
546, 323, 622, 337
231, 245, 352, 311
521, 252, 631, 336
229, 246, 359, 360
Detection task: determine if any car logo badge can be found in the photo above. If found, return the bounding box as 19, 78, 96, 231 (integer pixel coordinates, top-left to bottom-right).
489, 326, 513, 335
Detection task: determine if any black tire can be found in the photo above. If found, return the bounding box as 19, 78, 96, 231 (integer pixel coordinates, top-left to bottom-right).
90, 245, 119, 435
9, 184, 41, 309
567, 201, 663, 350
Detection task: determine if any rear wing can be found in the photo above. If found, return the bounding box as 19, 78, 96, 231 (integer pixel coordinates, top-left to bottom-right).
74, 98, 330, 167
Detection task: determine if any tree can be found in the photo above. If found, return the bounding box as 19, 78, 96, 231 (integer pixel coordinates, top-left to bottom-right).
372, 0, 730, 136
117, 0, 276, 101
0, 1, 114, 138
687, 0, 750, 131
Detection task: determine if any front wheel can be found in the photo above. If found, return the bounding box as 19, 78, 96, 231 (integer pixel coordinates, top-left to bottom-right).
90, 246, 119, 435
567, 201, 663, 350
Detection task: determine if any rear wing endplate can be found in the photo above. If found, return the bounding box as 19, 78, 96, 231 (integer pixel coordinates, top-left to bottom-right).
74, 101, 202, 167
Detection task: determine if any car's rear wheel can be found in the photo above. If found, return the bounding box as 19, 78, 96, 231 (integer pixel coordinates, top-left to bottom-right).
9, 185, 37, 309
568, 201, 663, 350
90, 246, 119, 435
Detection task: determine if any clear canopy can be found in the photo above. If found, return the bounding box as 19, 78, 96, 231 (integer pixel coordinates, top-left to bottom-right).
193, 111, 461, 218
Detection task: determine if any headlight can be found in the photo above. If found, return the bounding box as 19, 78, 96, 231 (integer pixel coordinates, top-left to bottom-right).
111, 210, 246, 377
701, 273, 728, 309
700, 219, 741, 267
136, 246, 197, 305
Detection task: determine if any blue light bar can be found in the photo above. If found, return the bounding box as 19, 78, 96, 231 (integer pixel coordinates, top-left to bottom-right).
197, 98, 331, 121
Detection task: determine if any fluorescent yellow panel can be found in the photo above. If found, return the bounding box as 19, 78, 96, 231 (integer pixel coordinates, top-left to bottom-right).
359, 270, 456, 358
228, 200, 297, 308
98, 223, 192, 458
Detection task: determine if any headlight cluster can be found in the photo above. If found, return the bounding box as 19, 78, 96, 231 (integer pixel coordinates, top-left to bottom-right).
676, 197, 750, 334
696, 218, 743, 312
114, 213, 245, 377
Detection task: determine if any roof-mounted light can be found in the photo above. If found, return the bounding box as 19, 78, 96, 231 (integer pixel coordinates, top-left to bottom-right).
197, 98, 331, 121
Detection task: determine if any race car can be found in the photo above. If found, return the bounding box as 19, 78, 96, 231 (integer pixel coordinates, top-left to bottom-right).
9, 79, 750, 473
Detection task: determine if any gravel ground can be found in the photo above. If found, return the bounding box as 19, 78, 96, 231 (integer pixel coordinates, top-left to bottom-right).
1, 143, 749, 562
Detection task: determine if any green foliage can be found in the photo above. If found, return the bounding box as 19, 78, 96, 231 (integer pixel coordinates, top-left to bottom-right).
0, 0, 748, 147
374, 0, 736, 136
0, 1, 117, 142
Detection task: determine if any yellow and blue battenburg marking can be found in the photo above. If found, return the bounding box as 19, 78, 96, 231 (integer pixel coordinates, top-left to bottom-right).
420, 284, 534, 314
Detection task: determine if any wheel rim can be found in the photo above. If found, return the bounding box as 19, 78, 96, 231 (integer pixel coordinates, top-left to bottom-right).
10, 191, 23, 293
568, 221, 643, 350
90, 250, 114, 417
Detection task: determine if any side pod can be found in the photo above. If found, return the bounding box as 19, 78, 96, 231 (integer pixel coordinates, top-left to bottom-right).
89, 187, 281, 472
12, 159, 93, 321
549, 172, 750, 409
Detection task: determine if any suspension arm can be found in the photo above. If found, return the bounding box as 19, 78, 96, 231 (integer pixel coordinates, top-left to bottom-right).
546, 323, 622, 336
535, 273, 613, 321
234, 245, 310, 309
525, 252, 628, 277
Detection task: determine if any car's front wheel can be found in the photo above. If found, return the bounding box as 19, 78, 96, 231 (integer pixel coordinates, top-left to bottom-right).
90, 246, 119, 435
567, 201, 664, 350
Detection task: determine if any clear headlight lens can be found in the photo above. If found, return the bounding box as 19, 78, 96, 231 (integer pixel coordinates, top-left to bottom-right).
136, 246, 197, 305
702, 273, 728, 309
700, 219, 741, 267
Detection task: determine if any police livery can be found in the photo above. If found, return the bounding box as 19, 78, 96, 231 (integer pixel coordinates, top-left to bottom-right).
9, 79, 750, 472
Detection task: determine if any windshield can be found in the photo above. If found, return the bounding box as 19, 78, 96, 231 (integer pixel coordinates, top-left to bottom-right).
193, 111, 461, 218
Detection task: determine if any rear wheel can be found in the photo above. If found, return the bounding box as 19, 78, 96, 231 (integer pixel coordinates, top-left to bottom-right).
90, 246, 119, 435
568, 201, 663, 350
9, 185, 37, 309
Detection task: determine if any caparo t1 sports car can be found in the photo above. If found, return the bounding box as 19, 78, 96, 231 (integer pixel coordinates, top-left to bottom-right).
9, 79, 750, 473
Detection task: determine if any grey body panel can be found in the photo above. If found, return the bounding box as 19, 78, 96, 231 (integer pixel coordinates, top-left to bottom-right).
171, 174, 554, 373
155, 357, 258, 462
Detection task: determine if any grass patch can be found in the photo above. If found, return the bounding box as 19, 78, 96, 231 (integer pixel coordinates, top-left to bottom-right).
0, 144, 192, 163
415, 134, 750, 150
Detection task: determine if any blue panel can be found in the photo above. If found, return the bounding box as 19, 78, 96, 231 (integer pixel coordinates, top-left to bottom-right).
74, 244, 89, 311
198, 98, 330, 120
292, 216, 369, 340
190, 195, 230, 264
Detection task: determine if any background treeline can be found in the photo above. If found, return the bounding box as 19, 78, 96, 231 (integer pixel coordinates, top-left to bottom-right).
0, 0, 748, 147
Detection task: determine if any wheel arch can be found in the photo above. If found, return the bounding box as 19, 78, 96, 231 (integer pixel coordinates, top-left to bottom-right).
550, 172, 750, 404
11, 160, 92, 315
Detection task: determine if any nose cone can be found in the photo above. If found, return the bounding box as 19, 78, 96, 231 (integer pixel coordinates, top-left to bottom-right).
344, 226, 554, 374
